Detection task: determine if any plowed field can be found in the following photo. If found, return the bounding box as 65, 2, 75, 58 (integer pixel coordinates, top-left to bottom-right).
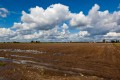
0, 43, 120, 80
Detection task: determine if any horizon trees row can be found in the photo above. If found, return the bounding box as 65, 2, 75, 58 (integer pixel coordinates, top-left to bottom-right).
103, 39, 120, 43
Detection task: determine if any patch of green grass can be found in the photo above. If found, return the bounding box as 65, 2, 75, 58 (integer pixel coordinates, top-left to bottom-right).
0, 62, 6, 66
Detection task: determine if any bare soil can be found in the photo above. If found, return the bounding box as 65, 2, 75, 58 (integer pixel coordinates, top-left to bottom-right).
0, 43, 120, 80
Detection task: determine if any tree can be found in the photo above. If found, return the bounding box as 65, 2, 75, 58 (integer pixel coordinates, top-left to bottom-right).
103, 39, 106, 43
111, 40, 115, 43
31, 41, 34, 43
116, 40, 119, 43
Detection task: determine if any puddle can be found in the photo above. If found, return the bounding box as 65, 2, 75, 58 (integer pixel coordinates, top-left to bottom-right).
0, 57, 93, 75
12, 59, 36, 64
0, 49, 46, 54
0, 57, 12, 62
11, 59, 80, 75
53, 53, 64, 56
0, 57, 35, 65
11, 55, 33, 59
71, 68, 96, 73
0, 57, 5, 60
32, 64, 78, 75
0, 57, 106, 79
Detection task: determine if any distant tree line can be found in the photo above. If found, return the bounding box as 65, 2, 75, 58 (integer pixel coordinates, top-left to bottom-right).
3, 41, 20, 43
103, 39, 120, 43
31, 41, 41, 43
111, 40, 120, 43
2, 40, 120, 43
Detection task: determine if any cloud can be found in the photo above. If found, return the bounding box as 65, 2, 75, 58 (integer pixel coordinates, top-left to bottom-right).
0, 28, 16, 41
10, 23, 90, 42
1, 3, 120, 42
13, 4, 70, 30
104, 32, 120, 37
0, 28, 15, 37
81, 4, 120, 36
0, 8, 9, 18
70, 12, 90, 27
69, 4, 120, 37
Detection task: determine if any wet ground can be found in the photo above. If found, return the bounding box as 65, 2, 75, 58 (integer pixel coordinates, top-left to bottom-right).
0, 43, 120, 80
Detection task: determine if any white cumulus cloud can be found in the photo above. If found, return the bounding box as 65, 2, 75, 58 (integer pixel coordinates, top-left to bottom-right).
0, 8, 9, 18
104, 32, 120, 37
1, 3, 120, 42
13, 4, 70, 30
70, 12, 90, 27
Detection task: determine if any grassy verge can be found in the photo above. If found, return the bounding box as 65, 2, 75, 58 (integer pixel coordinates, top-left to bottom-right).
0, 62, 6, 66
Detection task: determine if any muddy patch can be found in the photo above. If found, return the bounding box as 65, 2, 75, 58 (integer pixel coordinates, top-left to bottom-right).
0, 57, 106, 80
0, 49, 46, 54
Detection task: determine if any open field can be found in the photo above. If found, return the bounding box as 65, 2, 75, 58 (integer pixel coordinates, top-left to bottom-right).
0, 43, 120, 80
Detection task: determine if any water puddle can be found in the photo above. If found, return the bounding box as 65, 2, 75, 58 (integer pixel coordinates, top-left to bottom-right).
12, 59, 36, 64
0, 49, 46, 54
11, 55, 33, 59
0, 57, 5, 60
53, 53, 64, 56
0, 57, 12, 62
0, 57, 35, 65
0, 57, 105, 80
71, 67, 96, 73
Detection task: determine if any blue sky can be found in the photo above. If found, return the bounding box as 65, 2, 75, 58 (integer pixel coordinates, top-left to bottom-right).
0, 0, 120, 28
0, 0, 120, 42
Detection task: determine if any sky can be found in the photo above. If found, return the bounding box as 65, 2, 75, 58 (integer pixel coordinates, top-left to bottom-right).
0, 0, 120, 42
